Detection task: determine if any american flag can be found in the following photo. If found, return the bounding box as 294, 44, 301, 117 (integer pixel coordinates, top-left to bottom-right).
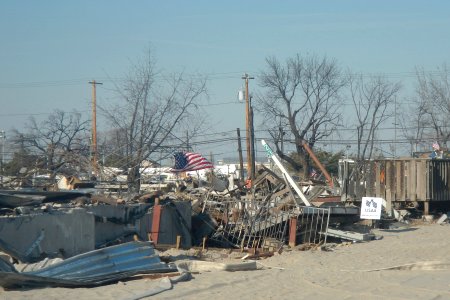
170, 152, 213, 173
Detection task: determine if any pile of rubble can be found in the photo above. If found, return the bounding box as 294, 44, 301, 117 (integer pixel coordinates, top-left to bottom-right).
0, 162, 366, 291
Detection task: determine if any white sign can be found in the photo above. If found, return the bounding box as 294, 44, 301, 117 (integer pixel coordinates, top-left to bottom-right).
360, 197, 383, 220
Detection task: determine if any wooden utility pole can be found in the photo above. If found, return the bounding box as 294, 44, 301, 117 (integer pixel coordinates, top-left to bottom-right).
236, 128, 244, 183
186, 130, 189, 152
242, 73, 254, 181
89, 80, 102, 178
249, 98, 256, 180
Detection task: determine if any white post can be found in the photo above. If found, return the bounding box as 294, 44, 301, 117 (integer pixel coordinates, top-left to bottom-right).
261, 139, 311, 206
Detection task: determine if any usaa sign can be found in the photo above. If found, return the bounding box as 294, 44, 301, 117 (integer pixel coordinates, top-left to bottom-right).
360, 197, 383, 220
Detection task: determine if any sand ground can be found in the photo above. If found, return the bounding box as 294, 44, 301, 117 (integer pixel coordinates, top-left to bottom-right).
3, 223, 450, 300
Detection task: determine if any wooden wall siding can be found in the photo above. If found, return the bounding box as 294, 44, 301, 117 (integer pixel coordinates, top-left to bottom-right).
375, 162, 382, 197
366, 161, 376, 197
398, 161, 404, 200
409, 161, 417, 202
416, 160, 426, 201
404, 161, 410, 200
379, 161, 386, 198
344, 159, 450, 203
386, 161, 395, 202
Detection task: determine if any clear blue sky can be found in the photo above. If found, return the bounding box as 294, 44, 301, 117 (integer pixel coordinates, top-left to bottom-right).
1, 0, 449, 159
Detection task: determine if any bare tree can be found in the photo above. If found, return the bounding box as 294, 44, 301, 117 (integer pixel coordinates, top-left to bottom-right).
12, 110, 89, 177
257, 54, 346, 178
402, 64, 450, 152
399, 96, 427, 156
103, 50, 207, 192
349, 74, 401, 160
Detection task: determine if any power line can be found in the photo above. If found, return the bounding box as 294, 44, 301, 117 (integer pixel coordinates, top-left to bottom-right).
0, 110, 90, 117
1, 68, 449, 89
0, 98, 244, 118
0, 72, 241, 89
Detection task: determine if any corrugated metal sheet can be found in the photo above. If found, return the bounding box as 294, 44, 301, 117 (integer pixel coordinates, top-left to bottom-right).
0, 241, 177, 289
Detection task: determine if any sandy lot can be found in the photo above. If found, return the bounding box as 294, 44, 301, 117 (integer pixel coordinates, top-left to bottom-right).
3, 223, 450, 300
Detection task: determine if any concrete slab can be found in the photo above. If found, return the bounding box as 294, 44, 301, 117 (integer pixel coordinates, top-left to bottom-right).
85, 204, 151, 246
0, 208, 95, 262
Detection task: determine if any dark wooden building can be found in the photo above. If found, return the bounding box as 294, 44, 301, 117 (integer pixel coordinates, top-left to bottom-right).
339, 158, 450, 214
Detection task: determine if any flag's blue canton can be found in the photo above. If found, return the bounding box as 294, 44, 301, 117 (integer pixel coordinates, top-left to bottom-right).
174, 152, 188, 170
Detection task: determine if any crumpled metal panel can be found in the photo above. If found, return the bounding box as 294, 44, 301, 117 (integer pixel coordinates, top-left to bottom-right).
0, 192, 44, 208
0, 241, 177, 289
